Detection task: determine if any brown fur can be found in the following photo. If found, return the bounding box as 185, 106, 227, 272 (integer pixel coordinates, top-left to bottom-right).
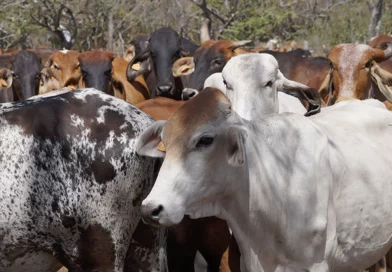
198, 40, 249, 62
111, 57, 149, 104
78, 50, 115, 63
46, 50, 81, 87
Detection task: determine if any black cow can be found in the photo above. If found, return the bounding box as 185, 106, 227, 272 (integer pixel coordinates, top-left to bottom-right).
127, 27, 198, 100
11, 50, 42, 100
78, 50, 115, 93
0, 89, 167, 271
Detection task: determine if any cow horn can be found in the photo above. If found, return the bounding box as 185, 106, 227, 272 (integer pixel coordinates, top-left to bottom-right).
370, 64, 392, 102
372, 42, 392, 62
231, 40, 252, 48
200, 18, 211, 43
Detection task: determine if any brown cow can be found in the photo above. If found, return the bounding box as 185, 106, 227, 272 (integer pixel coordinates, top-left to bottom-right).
111, 57, 149, 104
319, 43, 392, 105
136, 97, 240, 272
46, 50, 81, 88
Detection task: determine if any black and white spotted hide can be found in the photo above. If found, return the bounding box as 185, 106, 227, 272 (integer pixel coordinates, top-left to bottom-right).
0, 88, 167, 272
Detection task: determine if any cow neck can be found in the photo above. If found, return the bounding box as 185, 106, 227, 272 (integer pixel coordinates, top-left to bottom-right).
219, 121, 283, 272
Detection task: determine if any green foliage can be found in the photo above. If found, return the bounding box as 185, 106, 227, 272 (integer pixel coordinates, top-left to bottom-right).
0, 0, 391, 55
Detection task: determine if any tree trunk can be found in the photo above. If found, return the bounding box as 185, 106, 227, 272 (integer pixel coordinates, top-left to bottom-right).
368, 0, 383, 40
108, 10, 114, 51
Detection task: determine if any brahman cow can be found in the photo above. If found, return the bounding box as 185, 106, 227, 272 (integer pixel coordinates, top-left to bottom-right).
11, 50, 42, 100
0, 67, 14, 102
138, 88, 392, 272
45, 49, 81, 88
126, 27, 198, 99
0, 89, 166, 271
136, 97, 238, 272
204, 54, 322, 117
319, 42, 392, 105
78, 50, 115, 93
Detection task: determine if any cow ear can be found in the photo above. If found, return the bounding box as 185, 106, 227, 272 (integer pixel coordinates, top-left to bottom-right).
136, 120, 166, 158
226, 125, 247, 167
172, 57, 194, 77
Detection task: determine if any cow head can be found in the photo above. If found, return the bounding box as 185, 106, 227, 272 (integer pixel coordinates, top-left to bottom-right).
0, 68, 14, 92
46, 50, 81, 88
11, 50, 42, 100
78, 50, 115, 93
38, 67, 62, 95
126, 28, 190, 98
319, 43, 392, 105
137, 88, 245, 226
205, 54, 320, 119
172, 40, 252, 101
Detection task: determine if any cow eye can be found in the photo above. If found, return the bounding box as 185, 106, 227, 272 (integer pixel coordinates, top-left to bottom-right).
211, 59, 224, 67
12, 72, 18, 79
104, 69, 112, 76
196, 136, 214, 148
53, 64, 60, 70
265, 81, 273, 87
75, 64, 80, 70
365, 60, 373, 69
223, 79, 232, 90
329, 61, 334, 69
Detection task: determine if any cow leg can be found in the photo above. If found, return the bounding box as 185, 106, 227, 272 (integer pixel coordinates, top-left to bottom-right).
167, 216, 197, 272
196, 217, 232, 272
123, 219, 167, 272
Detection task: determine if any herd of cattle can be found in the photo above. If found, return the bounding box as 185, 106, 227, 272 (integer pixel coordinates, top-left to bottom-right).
0, 26, 392, 272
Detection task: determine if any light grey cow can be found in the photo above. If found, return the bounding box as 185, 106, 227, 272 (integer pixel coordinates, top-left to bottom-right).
138, 88, 392, 272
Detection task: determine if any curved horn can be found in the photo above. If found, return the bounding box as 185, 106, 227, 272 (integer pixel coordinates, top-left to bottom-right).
200, 18, 211, 43
371, 63, 392, 102
372, 42, 392, 62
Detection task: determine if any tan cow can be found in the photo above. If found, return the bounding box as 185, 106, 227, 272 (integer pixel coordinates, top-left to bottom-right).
46, 49, 81, 88
111, 57, 149, 104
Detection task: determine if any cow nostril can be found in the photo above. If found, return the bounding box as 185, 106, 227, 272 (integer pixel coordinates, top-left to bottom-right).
188, 91, 196, 98
151, 205, 163, 217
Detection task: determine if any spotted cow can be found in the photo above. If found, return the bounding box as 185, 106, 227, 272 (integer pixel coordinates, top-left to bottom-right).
0, 88, 167, 272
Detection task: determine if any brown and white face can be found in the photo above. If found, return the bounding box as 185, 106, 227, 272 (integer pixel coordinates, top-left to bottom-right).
320, 43, 392, 105
137, 88, 247, 227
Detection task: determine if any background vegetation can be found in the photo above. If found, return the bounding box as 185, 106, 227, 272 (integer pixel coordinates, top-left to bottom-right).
0, 0, 390, 55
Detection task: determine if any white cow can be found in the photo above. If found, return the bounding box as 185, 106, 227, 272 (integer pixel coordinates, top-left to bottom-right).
204, 53, 321, 119
137, 88, 392, 272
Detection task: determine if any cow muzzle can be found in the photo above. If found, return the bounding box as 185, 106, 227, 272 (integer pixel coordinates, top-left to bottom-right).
182, 88, 199, 101
141, 203, 164, 227
156, 83, 174, 96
